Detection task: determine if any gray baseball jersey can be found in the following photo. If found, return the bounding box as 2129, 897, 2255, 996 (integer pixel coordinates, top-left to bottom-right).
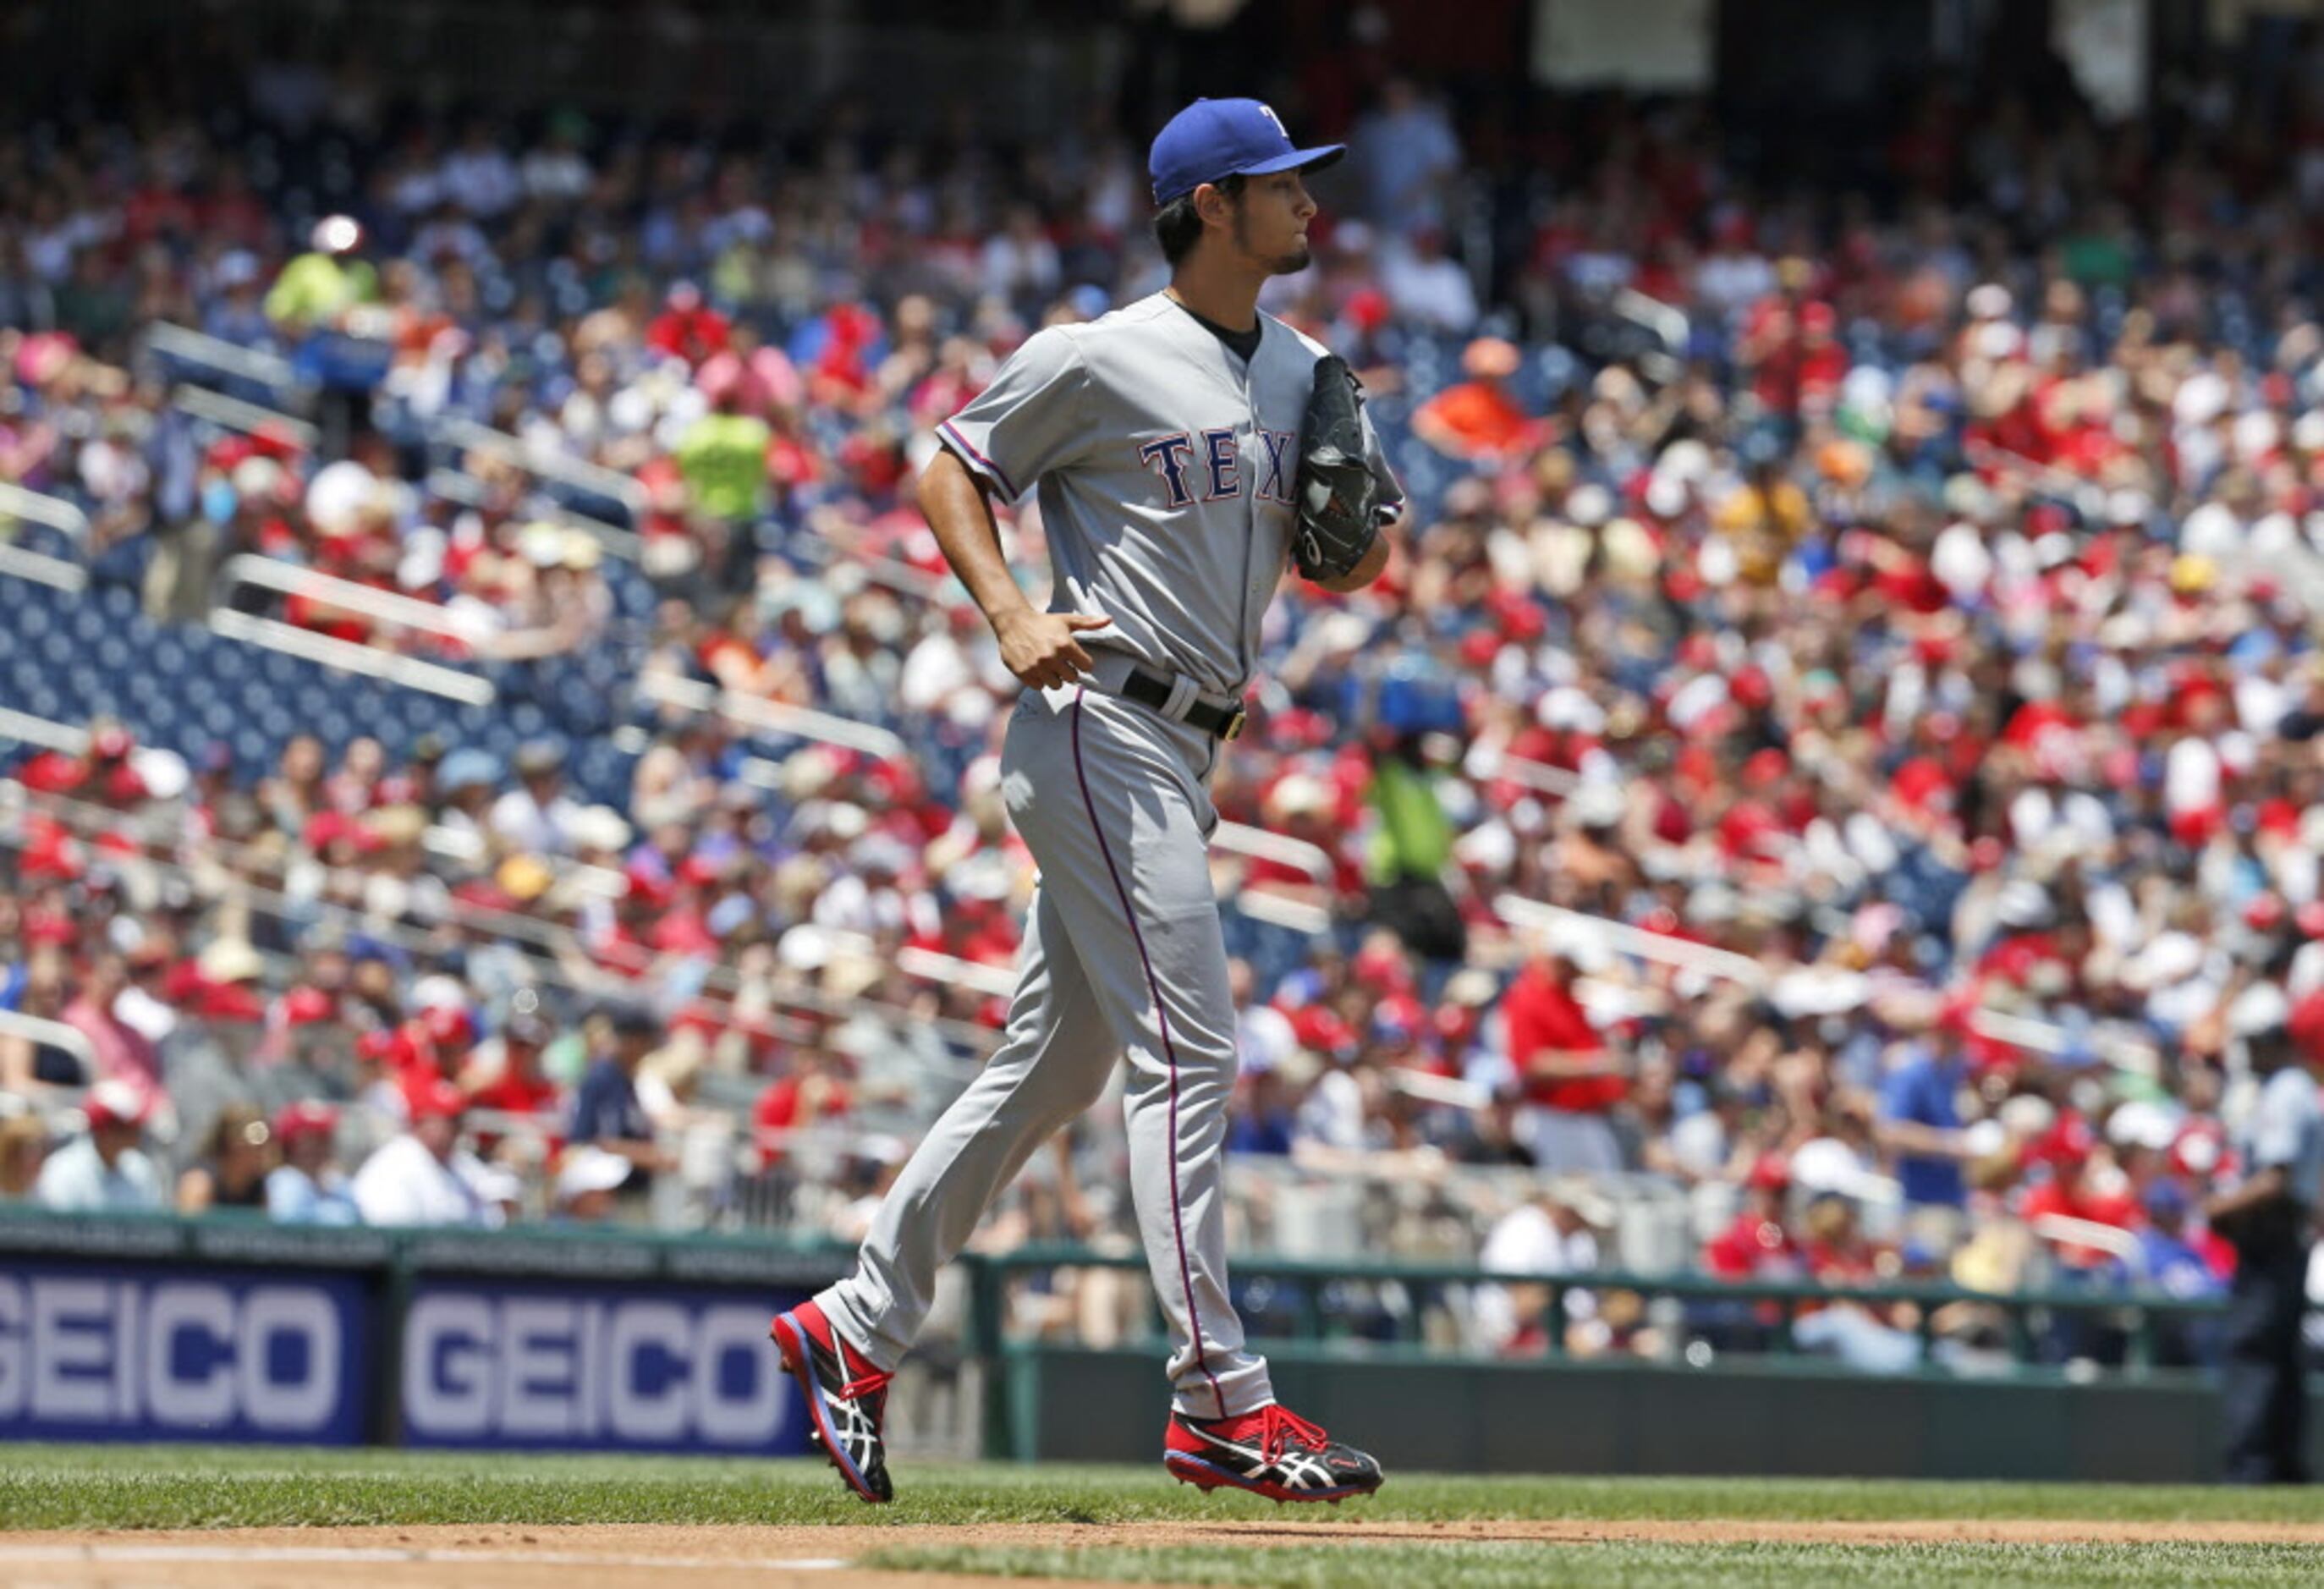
814, 294, 1398, 1421
937, 293, 1402, 695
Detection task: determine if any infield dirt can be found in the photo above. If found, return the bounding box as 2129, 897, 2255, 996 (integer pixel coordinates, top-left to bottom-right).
6, 1518, 2324, 1588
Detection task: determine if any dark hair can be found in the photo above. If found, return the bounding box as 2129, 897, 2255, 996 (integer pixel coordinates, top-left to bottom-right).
1154, 173, 1245, 266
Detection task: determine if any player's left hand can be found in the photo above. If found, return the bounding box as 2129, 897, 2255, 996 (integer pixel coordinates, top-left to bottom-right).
1292, 355, 1385, 583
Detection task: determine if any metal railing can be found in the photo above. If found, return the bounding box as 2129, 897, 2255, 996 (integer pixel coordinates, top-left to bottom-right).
0, 543, 87, 594
1228, 888, 1333, 936
0, 1009, 99, 1079
1493, 892, 2080, 1059
206, 608, 497, 704
423, 468, 645, 561
433, 417, 646, 514
146, 322, 298, 395
0, 708, 89, 756
214, 551, 623, 669
0, 483, 92, 548
962, 1243, 2233, 1375
216, 554, 490, 647
1213, 822, 1334, 882
169, 385, 320, 448
635, 672, 909, 760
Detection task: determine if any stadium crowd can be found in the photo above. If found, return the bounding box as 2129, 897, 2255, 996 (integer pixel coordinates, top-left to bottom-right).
7, 44, 2324, 1371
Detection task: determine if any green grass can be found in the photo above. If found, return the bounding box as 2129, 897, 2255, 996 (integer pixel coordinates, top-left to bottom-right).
0, 1446, 2319, 1532
863, 1542, 2324, 1589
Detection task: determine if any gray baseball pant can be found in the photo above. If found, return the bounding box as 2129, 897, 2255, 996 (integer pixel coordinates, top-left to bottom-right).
814, 681, 1273, 1421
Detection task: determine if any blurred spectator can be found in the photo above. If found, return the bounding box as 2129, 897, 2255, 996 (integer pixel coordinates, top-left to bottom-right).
2133, 1180, 2228, 1366
60, 951, 158, 1087
264, 215, 378, 333
646, 281, 731, 367
1377, 228, 1477, 333
1410, 338, 1537, 463
1700, 1154, 1803, 1282
1351, 78, 1461, 238
569, 1003, 668, 1193
350, 1076, 499, 1227
489, 740, 585, 855
1503, 932, 1624, 1171
2206, 985, 2321, 1483
551, 1144, 633, 1223
1365, 733, 1466, 962
2019, 1114, 2139, 1276
466, 1009, 563, 1132
0, 1113, 48, 1201
266, 1101, 359, 1224
1453, 1084, 1537, 1168
113, 940, 179, 1047
0, 948, 84, 1094
162, 937, 272, 1163
1876, 1014, 1977, 1246
1476, 1183, 1603, 1355
33, 1080, 164, 1212
1228, 1061, 1300, 1157
175, 1102, 273, 1215
1792, 1194, 1927, 1374
754, 1042, 855, 1162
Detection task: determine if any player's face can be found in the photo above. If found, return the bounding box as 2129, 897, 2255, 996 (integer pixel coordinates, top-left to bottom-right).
1230, 172, 1318, 275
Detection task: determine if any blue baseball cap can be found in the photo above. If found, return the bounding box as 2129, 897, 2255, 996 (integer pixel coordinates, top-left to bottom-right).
1149, 98, 1344, 206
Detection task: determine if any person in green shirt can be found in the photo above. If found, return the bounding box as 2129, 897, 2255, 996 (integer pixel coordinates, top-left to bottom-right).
674, 366, 772, 591
264, 215, 380, 332
1365, 730, 1467, 962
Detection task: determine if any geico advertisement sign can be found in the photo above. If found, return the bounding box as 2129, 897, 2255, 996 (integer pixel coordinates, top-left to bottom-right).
0, 1268, 370, 1442
400, 1284, 812, 1452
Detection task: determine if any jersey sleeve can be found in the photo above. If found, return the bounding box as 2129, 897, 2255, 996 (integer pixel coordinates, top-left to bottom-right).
936, 326, 1091, 502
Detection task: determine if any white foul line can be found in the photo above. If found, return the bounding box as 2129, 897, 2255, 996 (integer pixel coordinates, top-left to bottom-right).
0, 1545, 847, 1570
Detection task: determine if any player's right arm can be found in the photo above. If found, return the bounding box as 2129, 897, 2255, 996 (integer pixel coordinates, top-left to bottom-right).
920, 450, 1111, 692
916, 450, 1107, 691
923, 325, 1108, 692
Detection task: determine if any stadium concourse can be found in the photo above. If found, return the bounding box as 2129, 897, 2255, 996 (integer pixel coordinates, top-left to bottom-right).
5, 52, 2324, 1377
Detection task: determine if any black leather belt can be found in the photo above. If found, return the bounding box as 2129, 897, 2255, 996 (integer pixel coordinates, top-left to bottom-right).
1120, 666, 1249, 742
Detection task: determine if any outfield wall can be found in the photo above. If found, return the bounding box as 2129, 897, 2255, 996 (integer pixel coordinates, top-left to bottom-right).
0, 1211, 2306, 1482
0, 1212, 833, 1455
1002, 1345, 2324, 1485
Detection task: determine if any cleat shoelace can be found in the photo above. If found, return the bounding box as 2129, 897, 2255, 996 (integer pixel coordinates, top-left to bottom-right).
834, 1366, 893, 1404
1255, 1404, 1329, 1465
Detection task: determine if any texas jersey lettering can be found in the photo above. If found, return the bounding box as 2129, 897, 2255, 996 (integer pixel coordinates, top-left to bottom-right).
1139, 426, 1299, 509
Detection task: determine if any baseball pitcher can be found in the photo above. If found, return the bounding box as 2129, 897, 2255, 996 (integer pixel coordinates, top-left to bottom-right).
773, 97, 1401, 1505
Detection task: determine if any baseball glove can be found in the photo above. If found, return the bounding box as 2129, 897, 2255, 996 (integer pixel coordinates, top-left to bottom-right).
1292, 355, 1382, 582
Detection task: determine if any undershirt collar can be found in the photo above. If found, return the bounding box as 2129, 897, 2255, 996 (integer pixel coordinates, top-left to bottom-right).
1169, 294, 1262, 364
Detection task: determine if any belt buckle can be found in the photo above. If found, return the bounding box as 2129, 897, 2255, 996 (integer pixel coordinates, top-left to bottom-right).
1220, 705, 1248, 743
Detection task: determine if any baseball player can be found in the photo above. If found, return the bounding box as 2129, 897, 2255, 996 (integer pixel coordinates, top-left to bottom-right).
773, 96, 1400, 1505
